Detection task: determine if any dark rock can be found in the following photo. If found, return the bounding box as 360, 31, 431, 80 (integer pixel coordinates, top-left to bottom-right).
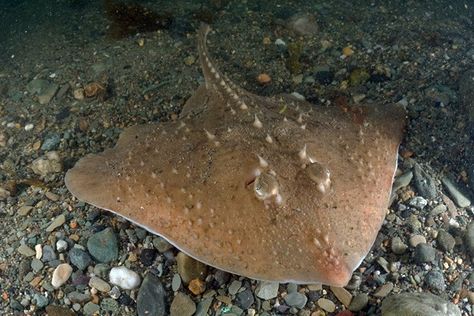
236, 288, 254, 310
413, 243, 436, 263
87, 228, 118, 263
69, 248, 92, 270
314, 67, 334, 85
213, 270, 230, 287
137, 273, 166, 316
119, 293, 135, 307
42, 245, 57, 262
140, 248, 158, 266
424, 270, 446, 292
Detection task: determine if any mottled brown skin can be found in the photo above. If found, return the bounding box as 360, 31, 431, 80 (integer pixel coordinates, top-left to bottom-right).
66, 24, 405, 286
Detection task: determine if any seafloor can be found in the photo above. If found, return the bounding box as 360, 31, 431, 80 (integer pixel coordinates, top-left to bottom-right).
0, 0, 473, 315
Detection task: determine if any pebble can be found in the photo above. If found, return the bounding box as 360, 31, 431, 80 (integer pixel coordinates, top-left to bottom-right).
184, 55, 196, 65
317, 298, 336, 313
392, 171, 413, 191
196, 297, 213, 316
414, 243, 436, 263
67, 291, 91, 304
431, 204, 447, 216
93, 263, 110, 279
18, 244, 36, 257
257, 73, 271, 85
69, 248, 92, 270
87, 228, 118, 263
33, 293, 49, 308
45, 305, 76, 316
413, 163, 437, 199
188, 278, 206, 295
51, 263, 73, 288
107, 287, 120, 300
287, 13, 319, 36
425, 270, 446, 292
374, 282, 394, 297
284, 292, 308, 308
89, 276, 111, 293
407, 214, 422, 232
152, 236, 173, 253
41, 133, 61, 151
171, 273, 181, 292
109, 266, 141, 290
330, 286, 352, 307
0, 187, 9, 200
236, 288, 254, 310
42, 245, 57, 262
26, 78, 59, 104
408, 196, 428, 209
409, 234, 426, 247
46, 214, 66, 232
56, 239, 68, 252
170, 292, 196, 316
255, 281, 279, 300
275, 38, 286, 47
214, 270, 230, 286
381, 292, 461, 316
139, 248, 157, 266
83, 302, 100, 316
391, 236, 408, 254
228, 280, 242, 295
436, 230, 455, 252
441, 177, 471, 207
348, 293, 368, 312
31, 258, 44, 272
100, 298, 119, 313
31, 152, 62, 177
17, 205, 33, 216
176, 252, 207, 284
465, 222, 474, 257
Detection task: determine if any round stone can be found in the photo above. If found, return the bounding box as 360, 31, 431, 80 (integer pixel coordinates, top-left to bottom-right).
284, 292, 308, 308
51, 263, 73, 288
109, 266, 141, 290
381, 292, 461, 316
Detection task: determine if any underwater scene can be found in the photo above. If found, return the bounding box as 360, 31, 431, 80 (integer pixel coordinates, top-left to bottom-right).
0, 0, 473, 315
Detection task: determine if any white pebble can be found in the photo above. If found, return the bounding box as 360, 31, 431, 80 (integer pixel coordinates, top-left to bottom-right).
52, 263, 72, 288
35, 244, 42, 259
109, 266, 141, 290
274, 38, 286, 46
24, 123, 34, 131
56, 240, 68, 252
